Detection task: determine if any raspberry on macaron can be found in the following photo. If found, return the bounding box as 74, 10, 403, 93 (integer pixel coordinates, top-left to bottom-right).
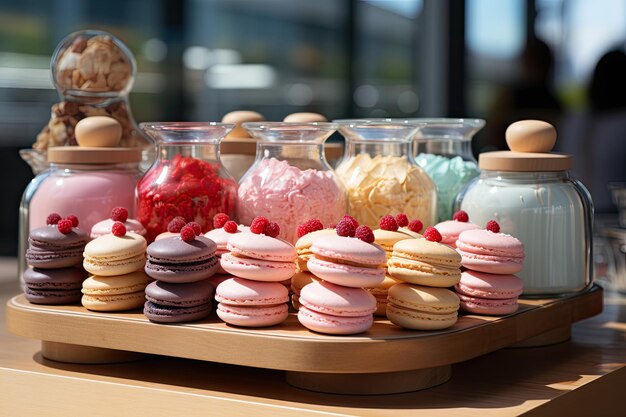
167, 217, 186, 233
46, 213, 62, 225
297, 219, 324, 238
452, 210, 469, 222
187, 222, 202, 236
264, 222, 281, 238
335, 218, 356, 237
111, 221, 126, 237
57, 219, 73, 234
379, 215, 399, 231
250, 216, 270, 234
66, 214, 79, 227
355, 225, 375, 243
180, 225, 196, 242
213, 213, 230, 229
423, 226, 442, 242
486, 220, 500, 233
395, 213, 409, 227
223, 220, 238, 234
408, 219, 423, 233
111, 207, 129, 223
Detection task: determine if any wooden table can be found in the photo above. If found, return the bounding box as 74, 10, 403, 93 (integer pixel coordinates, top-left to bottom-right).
1, 258, 625, 416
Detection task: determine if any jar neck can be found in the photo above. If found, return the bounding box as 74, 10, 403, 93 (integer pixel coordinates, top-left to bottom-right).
345, 141, 412, 159
415, 138, 475, 162
158, 142, 221, 162
481, 170, 570, 182
256, 142, 329, 168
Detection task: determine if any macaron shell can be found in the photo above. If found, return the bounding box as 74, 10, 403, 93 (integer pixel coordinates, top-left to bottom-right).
456, 249, 524, 274
23, 267, 87, 290
215, 278, 289, 306
24, 287, 82, 305
147, 236, 217, 262
145, 280, 214, 307
205, 227, 241, 250
387, 257, 461, 287
392, 238, 462, 268
84, 253, 147, 276
298, 306, 373, 335
290, 272, 319, 295
227, 233, 297, 262
299, 281, 377, 317
386, 303, 458, 330
373, 229, 412, 255
26, 225, 88, 268
25, 247, 85, 269
220, 253, 296, 282
28, 225, 88, 247
217, 303, 288, 327
296, 229, 337, 272
456, 229, 525, 258
155, 232, 179, 241
90, 218, 147, 239
306, 256, 385, 288
81, 291, 145, 311
82, 271, 151, 296
310, 235, 387, 266
144, 256, 219, 283
457, 294, 519, 315
84, 232, 147, 258
144, 301, 212, 323
434, 220, 481, 247
455, 270, 523, 299
387, 284, 460, 315
397, 227, 423, 239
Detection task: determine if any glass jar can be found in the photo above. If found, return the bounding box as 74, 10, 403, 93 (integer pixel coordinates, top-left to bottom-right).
334, 120, 436, 228
237, 122, 346, 243
29, 29, 153, 172
19, 146, 142, 283
413, 118, 485, 221
136, 123, 238, 242
455, 120, 593, 297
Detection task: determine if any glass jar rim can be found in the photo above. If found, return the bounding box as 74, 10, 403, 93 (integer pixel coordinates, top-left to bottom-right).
333, 119, 422, 143
140, 122, 235, 143
242, 122, 338, 144
242, 122, 338, 131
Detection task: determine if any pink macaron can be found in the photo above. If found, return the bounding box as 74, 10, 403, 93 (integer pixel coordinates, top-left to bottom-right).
307, 235, 386, 288
434, 220, 481, 248
215, 278, 289, 327
456, 229, 525, 274
455, 270, 523, 315
221, 233, 297, 282
297, 280, 376, 335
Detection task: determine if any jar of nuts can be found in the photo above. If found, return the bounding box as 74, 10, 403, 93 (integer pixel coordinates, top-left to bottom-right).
29, 30, 153, 172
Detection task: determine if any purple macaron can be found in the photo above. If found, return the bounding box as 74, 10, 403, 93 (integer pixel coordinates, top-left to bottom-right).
26, 225, 88, 269
144, 279, 214, 323
145, 236, 219, 283
23, 267, 88, 304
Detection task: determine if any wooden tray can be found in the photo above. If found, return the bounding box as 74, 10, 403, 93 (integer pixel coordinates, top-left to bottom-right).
6, 286, 603, 395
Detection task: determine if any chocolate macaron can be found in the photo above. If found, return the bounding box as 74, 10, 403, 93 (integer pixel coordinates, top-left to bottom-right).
23, 267, 88, 304
26, 225, 88, 269
144, 280, 214, 323
145, 236, 219, 283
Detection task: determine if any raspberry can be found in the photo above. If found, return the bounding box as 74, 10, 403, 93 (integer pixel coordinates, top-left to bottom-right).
167, 217, 186, 233
187, 222, 202, 235
335, 219, 356, 237
46, 213, 62, 225
452, 210, 469, 222
264, 222, 281, 238
57, 219, 73, 234
213, 213, 230, 229
486, 220, 500, 233
250, 216, 270, 234
110, 207, 129, 222
341, 215, 359, 229
379, 215, 399, 231
408, 219, 423, 233
224, 220, 238, 233
423, 226, 442, 242
395, 213, 409, 227
66, 214, 79, 227
180, 225, 196, 241
111, 221, 126, 237
297, 219, 324, 238
355, 225, 375, 243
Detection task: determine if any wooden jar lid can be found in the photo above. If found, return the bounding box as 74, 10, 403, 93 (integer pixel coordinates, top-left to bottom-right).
479, 120, 571, 172
47, 147, 142, 164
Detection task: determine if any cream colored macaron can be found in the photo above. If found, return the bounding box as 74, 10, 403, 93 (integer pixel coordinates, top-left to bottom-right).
290, 271, 319, 310
387, 283, 460, 330
373, 229, 412, 258
83, 232, 147, 276
294, 229, 337, 271
367, 274, 401, 316
81, 271, 151, 312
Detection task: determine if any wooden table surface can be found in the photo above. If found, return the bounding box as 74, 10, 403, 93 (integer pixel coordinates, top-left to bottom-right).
1, 258, 625, 417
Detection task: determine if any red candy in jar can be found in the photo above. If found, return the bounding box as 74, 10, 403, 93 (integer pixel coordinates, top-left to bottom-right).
137, 123, 237, 242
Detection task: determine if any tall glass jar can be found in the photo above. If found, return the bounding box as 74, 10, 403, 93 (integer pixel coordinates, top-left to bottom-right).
237, 122, 346, 243
27, 29, 153, 173
19, 146, 142, 284
455, 120, 593, 297
413, 118, 485, 221
136, 123, 238, 242
334, 120, 436, 228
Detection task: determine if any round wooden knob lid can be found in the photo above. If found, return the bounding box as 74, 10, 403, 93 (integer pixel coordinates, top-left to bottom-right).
222, 110, 265, 140
283, 112, 328, 123
479, 120, 571, 172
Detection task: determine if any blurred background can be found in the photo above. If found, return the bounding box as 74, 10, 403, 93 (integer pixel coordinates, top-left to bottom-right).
2, 0, 626, 255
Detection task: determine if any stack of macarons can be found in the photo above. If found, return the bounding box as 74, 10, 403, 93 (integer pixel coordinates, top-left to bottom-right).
216, 216, 295, 327
455, 220, 524, 315
82, 220, 150, 312
204, 213, 248, 286
143, 221, 219, 323
23, 213, 88, 304
434, 210, 481, 248
90, 207, 147, 239
292, 219, 334, 310
386, 226, 462, 330
298, 216, 385, 335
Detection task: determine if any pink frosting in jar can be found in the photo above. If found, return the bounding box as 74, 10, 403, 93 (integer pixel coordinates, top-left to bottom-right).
237, 158, 346, 243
